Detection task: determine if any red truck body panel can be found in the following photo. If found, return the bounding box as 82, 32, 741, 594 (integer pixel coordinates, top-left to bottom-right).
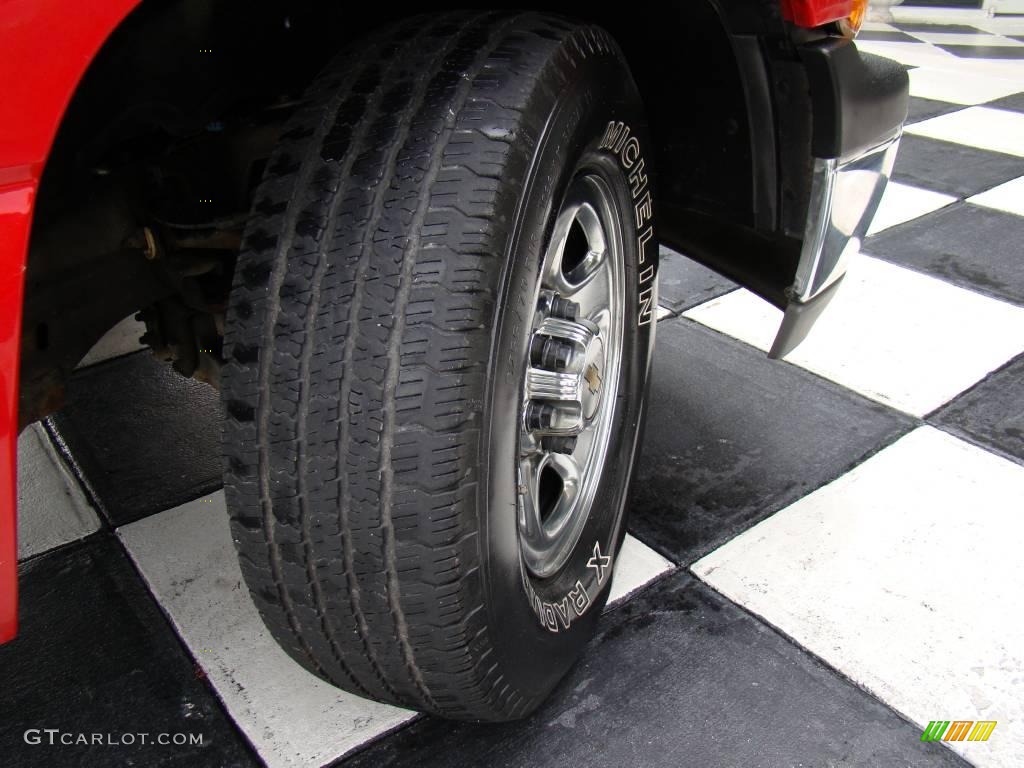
0, 0, 140, 643
780, 0, 855, 27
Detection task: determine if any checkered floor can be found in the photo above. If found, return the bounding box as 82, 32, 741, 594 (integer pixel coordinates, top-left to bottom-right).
5, 12, 1024, 768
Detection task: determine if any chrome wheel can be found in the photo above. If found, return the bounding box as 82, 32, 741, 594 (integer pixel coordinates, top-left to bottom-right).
518, 172, 625, 578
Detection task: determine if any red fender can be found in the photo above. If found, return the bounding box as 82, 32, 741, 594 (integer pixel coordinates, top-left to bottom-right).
0, 0, 141, 643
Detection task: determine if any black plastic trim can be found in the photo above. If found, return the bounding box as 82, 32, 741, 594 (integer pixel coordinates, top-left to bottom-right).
659, 203, 800, 310
800, 38, 909, 160
769, 273, 844, 359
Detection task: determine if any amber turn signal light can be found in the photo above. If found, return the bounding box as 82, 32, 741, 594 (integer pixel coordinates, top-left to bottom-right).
838, 0, 868, 37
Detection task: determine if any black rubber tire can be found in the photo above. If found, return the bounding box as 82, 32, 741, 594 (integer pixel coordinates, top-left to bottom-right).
222, 11, 658, 721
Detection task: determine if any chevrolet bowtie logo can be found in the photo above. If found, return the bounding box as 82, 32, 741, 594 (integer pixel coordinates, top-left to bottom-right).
584, 363, 602, 395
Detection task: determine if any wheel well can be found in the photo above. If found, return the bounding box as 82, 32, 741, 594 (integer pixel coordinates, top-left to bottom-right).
21, 0, 758, 426
616, 2, 757, 227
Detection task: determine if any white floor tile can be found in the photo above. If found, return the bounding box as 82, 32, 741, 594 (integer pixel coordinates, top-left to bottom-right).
967, 176, 1024, 216
118, 493, 415, 768
683, 255, 1024, 417
993, 0, 1024, 13
119, 493, 670, 766
656, 305, 673, 322
907, 31, 1024, 47
692, 427, 1024, 768
974, 18, 1024, 36
78, 315, 146, 368
906, 106, 1024, 157
907, 68, 1024, 106
857, 41, 959, 69
866, 181, 956, 235
891, 6, 990, 22
607, 534, 674, 605
17, 424, 100, 560
933, 55, 1024, 84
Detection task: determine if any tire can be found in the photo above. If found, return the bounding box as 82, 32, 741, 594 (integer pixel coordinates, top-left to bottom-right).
222, 11, 658, 721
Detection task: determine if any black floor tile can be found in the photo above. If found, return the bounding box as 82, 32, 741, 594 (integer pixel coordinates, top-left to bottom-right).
938, 44, 1024, 58
858, 30, 925, 42
863, 202, 1024, 306
892, 134, 1024, 198
894, 22, 983, 33
340, 573, 967, 768
50, 352, 222, 526
907, 96, 964, 123
0, 538, 255, 767
657, 246, 736, 313
931, 353, 1024, 464
626, 320, 912, 565
987, 91, 1024, 112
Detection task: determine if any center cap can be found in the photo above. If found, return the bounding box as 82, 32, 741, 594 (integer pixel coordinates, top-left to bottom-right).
580, 336, 605, 420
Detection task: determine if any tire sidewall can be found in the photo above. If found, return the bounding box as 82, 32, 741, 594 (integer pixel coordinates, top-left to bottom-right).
480, 35, 658, 700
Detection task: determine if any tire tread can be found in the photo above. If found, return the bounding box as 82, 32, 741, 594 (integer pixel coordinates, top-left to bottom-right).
223, 11, 620, 719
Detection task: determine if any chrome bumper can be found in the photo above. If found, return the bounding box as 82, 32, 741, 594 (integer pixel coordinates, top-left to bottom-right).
769, 135, 901, 358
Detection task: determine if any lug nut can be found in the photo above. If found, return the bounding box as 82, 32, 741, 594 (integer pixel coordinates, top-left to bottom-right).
550, 297, 579, 321
530, 337, 575, 370
526, 401, 556, 431
537, 291, 579, 321
537, 291, 555, 317
526, 400, 584, 435
529, 335, 545, 366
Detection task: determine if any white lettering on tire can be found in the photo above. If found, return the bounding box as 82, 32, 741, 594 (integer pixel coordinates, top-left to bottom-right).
599, 120, 656, 326
522, 545, 604, 634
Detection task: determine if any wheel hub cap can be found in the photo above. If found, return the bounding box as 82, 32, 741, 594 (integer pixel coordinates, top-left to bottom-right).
525, 315, 606, 431
517, 173, 625, 579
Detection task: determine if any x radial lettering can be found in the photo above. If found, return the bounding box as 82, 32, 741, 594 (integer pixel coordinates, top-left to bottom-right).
586, 542, 611, 584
